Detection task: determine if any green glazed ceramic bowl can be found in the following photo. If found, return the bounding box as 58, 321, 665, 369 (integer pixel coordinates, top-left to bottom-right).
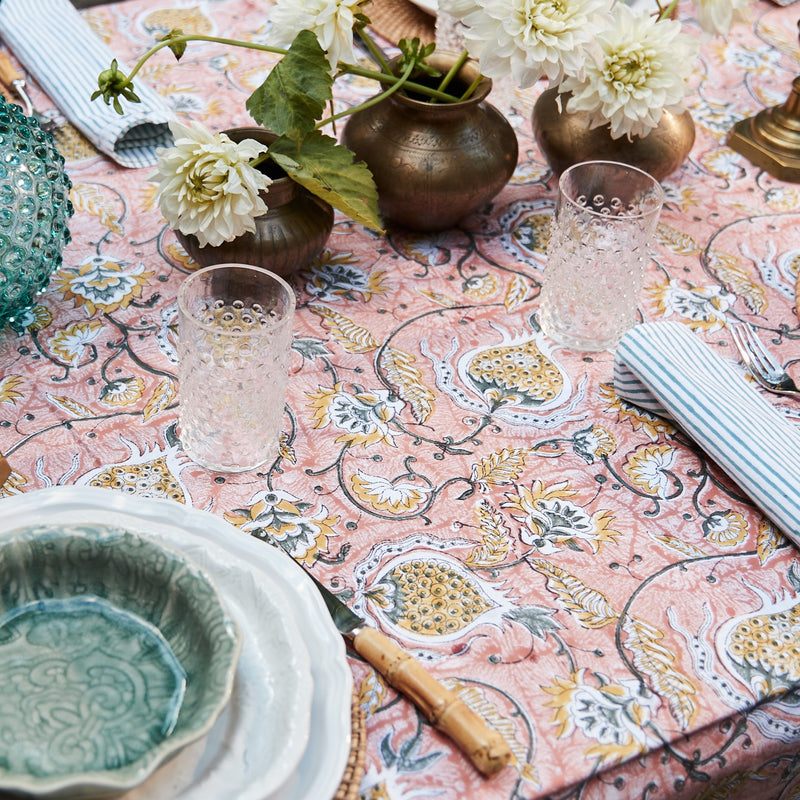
0, 523, 242, 797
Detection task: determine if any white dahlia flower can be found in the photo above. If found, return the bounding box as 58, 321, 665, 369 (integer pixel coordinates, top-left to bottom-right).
559, 4, 699, 140
453, 0, 614, 88
267, 0, 367, 71
151, 120, 272, 248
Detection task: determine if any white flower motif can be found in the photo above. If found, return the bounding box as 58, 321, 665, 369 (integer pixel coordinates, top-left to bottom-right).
150, 120, 271, 247
560, 4, 699, 139
267, 0, 367, 70
452, 0, 613, 88
692, 0, 751, 36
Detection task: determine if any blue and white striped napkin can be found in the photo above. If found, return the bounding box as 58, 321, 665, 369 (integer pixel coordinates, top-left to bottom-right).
614, 321, 800, 545
0, 0, 173, 168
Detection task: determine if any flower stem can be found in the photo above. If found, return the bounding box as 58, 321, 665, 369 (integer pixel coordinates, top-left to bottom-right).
127, 33, 463, 104
432, 49, 469, 103
655, 0, 679, 20
315, 61, 416, 128
460, 74, 482, 101
123, 34, 290, 86
355, 27, 392, 75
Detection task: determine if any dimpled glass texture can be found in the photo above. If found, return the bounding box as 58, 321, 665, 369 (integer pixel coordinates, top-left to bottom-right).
0, 97, 74, 328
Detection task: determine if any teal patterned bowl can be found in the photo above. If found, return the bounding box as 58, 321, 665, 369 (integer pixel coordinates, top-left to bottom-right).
0, 523, 241, 797
0, 98, 73, 330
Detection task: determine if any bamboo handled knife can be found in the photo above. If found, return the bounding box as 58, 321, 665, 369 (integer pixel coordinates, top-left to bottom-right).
310, 573, 513, 776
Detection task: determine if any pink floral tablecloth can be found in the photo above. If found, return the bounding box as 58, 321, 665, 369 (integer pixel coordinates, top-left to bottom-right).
2, 1, 800, 798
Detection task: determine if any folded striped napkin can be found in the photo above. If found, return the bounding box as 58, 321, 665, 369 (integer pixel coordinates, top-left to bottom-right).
614, 321, 800, 545
0, 0, 173, 168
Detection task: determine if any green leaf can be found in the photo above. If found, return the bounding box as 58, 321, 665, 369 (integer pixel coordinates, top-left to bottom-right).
246, 29, 332, 139
269, 131, 384, 232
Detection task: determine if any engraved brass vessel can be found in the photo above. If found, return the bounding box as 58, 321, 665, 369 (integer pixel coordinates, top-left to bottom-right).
532, 87, 696, 182
341, 52, 518, 231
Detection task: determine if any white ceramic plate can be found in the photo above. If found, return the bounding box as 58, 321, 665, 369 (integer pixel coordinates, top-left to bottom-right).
408, 0, 437, 14
0, 487, 353, 800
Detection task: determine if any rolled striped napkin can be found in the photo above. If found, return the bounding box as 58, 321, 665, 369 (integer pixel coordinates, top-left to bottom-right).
614, 321, 800, 545
0, 0, 173, 168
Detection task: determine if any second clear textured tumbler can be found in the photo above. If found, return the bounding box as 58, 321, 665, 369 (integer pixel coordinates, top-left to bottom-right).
540, 160, 664, 351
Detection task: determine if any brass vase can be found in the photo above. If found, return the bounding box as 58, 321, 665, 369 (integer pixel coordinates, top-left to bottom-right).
532, 87, 695, 182
341, 53, 518, 231
175, 128, 334, 278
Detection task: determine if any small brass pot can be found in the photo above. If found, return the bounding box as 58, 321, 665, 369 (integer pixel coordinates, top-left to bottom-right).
341, 52, 518, 231
175, 128, 334, 277
532, 88, 695, 182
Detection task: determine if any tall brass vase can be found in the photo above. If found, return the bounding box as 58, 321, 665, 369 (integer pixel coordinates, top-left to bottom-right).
341, 53, 518, 231
532, 88, 695, 182
175, 128, 334, 277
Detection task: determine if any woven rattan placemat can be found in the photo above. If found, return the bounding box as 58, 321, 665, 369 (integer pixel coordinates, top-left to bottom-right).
368, 0, 436, 44
333, 687, 367, 800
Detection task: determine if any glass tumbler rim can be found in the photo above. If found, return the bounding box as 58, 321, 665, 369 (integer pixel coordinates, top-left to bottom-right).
177, 263, 296, 336
558, 159, 664, 222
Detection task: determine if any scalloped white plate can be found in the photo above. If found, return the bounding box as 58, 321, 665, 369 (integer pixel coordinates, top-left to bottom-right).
0, 487, 352, 800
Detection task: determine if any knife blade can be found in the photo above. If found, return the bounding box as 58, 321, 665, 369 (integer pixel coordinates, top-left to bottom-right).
309, 571, 512, 776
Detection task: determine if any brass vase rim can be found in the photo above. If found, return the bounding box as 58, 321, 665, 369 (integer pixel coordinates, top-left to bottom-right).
222, 126, 298, 206
386, 51, 493, 110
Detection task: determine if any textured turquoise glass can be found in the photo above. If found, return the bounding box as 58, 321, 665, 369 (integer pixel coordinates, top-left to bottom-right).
0, 97, 74, 328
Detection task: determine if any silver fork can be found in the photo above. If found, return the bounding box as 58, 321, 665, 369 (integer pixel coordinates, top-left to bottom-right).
730, 323, 800, 399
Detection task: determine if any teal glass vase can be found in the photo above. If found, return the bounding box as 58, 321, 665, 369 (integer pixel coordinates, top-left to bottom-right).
0, 97, 74, 329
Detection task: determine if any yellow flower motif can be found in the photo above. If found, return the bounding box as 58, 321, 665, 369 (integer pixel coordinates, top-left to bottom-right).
12, 304, 53, 333
305, 251, 387, 302
703, 510, 748, 547
48, 320, 104, 366
700, 147, 743, 181
571, 425, 617, 463
350, 469, 432, 513
224, 488, 339, 566
503, 479, 621, 554
600, 383, 674, 440
645, 278, 733, 331
166, 241, 199, 271
0, 375, 24, 405
541, 669, 659, 764
765, 187, 800, 212
56, 255, 153, 315
660, 185, 699, 212
100, 376, 145, 407
623, 444, 677, 498
307, 382, 404, 448
542, 668, 660, 766
463, 273, 499, 299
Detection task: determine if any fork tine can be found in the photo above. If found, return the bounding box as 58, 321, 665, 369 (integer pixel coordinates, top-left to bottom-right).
730, 325, 754, 368
741, 325, 782, 373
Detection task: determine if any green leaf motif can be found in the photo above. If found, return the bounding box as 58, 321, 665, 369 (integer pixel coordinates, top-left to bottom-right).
246, 29, 332, 140
292, 337, 333, 361
269, 131, 384, 232
503, 605, 562, 640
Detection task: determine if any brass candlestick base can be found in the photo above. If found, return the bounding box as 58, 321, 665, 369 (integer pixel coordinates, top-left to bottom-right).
727, 76, 800, 182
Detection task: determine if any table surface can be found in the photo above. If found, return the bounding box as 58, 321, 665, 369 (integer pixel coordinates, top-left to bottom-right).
2, 1, 800, 799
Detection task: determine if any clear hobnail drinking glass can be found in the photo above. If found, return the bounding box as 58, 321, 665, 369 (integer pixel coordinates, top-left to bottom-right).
177, 264, 295, 473
539, 160, 664, 351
